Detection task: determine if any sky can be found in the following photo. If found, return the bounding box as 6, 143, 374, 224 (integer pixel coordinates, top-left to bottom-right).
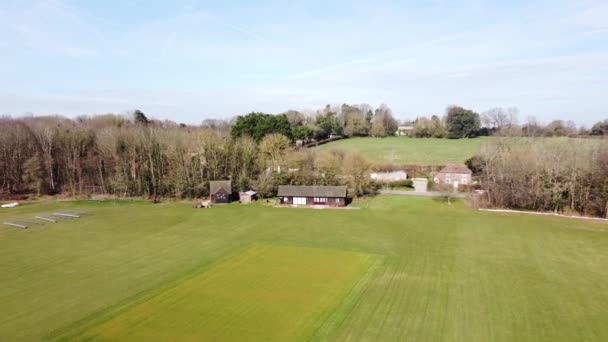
1, 0, 607, 126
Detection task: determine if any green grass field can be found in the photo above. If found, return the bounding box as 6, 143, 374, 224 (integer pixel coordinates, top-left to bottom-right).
315, 137, 487, 164
1, 198, 607, 341
75, 245, 375, 341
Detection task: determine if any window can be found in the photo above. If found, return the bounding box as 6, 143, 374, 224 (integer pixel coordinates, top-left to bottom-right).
294, 197, 306, 205
313, 197, 327, 204
461, 178, 468, 184
335, 198, 339, 203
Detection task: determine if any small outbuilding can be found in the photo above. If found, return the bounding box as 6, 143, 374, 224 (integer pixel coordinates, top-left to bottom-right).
278, 185, 347, 207
412, 178, 428, 192
209, 180, 232, 204
239, 190, 257, 204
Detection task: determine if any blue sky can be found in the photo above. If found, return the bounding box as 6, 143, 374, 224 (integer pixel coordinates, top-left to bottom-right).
1, 0, 607, 126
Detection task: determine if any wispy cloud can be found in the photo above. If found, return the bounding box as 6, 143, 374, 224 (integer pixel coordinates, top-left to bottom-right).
1, 0, 607, 125
575, 1, 608, 31
0, 0, 105, 57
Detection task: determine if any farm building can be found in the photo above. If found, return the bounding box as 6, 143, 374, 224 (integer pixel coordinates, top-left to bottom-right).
209, 180, 232, 204
278, 185, 347, 207
433, 164, 472, 188
239, 190, 257, 204
370, 170, 407, 182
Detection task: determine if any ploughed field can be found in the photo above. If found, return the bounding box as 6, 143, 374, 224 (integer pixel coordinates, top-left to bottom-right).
0, 197, 607, 341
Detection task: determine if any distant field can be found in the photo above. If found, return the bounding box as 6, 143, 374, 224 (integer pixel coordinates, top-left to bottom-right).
1, 197, 607, 341
315, 137, 487, 165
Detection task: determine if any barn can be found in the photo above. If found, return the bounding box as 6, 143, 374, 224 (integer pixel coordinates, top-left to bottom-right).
278, 185, 347, 207
210, 180, 232, 204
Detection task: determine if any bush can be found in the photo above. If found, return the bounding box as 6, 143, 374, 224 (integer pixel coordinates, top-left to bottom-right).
390, 179, 413, 188
465, 155, 486, 175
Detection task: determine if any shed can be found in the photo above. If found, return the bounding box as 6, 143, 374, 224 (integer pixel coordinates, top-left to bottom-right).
239, 190, 257, 204
278, 185, 347, 207
412, 178, 428, 192
210, 180, 232, 204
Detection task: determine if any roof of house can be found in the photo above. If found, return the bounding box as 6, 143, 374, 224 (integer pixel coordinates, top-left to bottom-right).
438, 164, 472, 174
210, 180, 231, 194
278, 185, 347, 198
243, 190, 256, 196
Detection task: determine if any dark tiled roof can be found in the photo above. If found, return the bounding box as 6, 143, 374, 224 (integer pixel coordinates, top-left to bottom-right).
210, 180, 231, 194
278, 185, 347, 198
439, 164, 472, 174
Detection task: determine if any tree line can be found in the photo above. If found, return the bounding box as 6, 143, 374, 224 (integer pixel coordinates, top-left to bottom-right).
160, 103, 608, 146
410, 106, 608, 139
0, 113, 376, 199
230, 103, 399, 141
230, 104, 485, 141
471, 138, 608, 218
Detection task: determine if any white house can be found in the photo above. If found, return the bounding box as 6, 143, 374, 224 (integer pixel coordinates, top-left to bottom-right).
371, 170, 408, 182
396, 126, 414, 136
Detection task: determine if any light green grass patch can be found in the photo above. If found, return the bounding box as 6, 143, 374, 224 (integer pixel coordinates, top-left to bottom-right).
74, 245, 376, 341
316, 137, 486, 165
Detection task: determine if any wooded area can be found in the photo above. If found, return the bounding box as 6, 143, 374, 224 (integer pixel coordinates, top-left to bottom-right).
477, 138, 608, 218
0, 114, 375, 199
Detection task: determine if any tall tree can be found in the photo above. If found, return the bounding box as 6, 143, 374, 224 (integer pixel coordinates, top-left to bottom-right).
370, 104, 398, 137
0, 119, 35, 193
591, 119, 608, 136
481, 107, 519, 135
314, 111, 341, 140
314, 150, 343, 185
445, 106, 481, 138
341, 104, 370, 137
133, 110, 149, 125
413, 116, 446, 138
231, 112, 293, 142
343, 151, 373, 197
257, 133, 291, 172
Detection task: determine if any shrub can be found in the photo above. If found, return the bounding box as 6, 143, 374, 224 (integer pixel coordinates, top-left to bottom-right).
390, 179, 413, 188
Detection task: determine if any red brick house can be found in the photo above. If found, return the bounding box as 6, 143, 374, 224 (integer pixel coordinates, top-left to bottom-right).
433, 164, 472, 188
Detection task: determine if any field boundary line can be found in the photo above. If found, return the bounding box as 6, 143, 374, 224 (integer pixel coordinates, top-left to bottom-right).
479, 208, 608, 224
